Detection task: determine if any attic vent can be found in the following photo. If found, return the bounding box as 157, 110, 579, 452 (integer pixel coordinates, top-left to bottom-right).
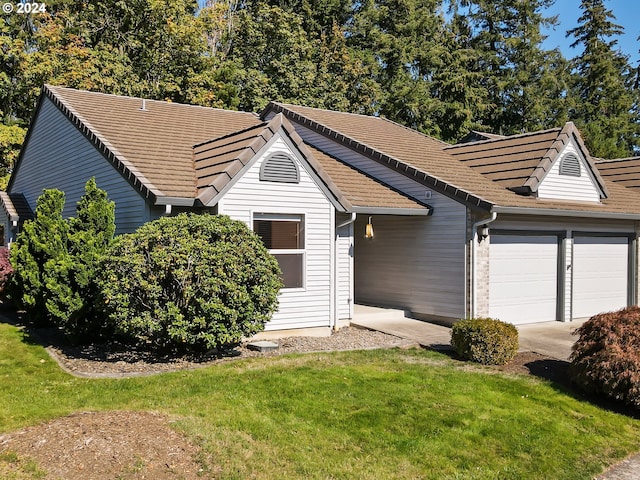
260, 153, 300, 183
559, 153, 581, 177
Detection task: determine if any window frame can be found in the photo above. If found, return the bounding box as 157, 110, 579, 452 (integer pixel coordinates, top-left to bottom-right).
252, 212, 306, 291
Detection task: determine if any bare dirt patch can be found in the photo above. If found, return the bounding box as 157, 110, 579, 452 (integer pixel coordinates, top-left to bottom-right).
0, 411, 207, 479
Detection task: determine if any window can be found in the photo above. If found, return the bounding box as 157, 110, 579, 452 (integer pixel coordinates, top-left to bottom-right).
253, 214, 305, 288
559, 153, 581, 177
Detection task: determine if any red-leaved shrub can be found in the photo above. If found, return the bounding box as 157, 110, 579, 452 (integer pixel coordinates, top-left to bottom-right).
0, 247, 13, 294
569, 306, 640, 409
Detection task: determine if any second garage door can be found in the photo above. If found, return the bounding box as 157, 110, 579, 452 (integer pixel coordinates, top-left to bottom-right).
572, 236, 629, 319
489, 235, 559, 324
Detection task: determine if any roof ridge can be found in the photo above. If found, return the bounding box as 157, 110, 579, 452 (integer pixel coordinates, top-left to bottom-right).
193, 120, 270, 149
46, 84, 261, 116
446, 126, 563, 149
596, 156, 640, 163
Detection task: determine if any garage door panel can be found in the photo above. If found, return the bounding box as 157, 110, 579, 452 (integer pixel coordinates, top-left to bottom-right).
489, 235, 558, 325
573, 236, 628, 319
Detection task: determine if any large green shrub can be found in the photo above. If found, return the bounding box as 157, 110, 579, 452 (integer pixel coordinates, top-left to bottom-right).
451, 317, 519, 365
97, 213, 282, 352
569, 306, 640, 409
10, 189, 68, 324
9, 179, 115, 337
46, 178, 116, 338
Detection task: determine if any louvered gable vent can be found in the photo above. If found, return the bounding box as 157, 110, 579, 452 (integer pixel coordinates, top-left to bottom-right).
260, 153, 300, 183
559, 153, 581, 177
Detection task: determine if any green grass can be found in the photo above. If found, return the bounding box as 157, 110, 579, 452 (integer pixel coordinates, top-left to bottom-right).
1, 321, 640, 479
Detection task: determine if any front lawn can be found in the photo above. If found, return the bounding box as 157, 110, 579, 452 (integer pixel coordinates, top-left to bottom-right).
1, 321, 639, 479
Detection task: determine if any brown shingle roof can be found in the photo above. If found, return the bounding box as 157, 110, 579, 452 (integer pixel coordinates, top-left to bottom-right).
35, 86, 428, 214
18, 87, 640, 218
45, 85, 262, 200
446, 122, 609, 197
263, 103, 640, 215
306, 145, 430, 212
446, 128, 561, 190
596, 157, 640, 190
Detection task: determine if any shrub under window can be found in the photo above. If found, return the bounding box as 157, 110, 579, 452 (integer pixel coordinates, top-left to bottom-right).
98, 213, 282, 352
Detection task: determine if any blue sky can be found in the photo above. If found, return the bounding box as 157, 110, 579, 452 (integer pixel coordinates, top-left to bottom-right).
542, 0, 639, 66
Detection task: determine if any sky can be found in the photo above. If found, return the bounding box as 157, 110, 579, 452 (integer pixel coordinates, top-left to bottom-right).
542, 0, 639, 66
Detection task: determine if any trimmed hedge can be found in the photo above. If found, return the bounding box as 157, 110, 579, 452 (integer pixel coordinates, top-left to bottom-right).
97, 213, 282, 353
451, 317, 519, 365
569, 306, 640, 409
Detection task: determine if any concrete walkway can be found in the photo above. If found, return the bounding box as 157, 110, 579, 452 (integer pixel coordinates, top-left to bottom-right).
352, 304, 587, 360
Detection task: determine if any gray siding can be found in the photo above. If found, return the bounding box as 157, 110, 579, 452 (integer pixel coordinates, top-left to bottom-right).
11, 98, 149, 234
281, 121, 468, 320
336, 219, 354, 320
0, 209, 8, 246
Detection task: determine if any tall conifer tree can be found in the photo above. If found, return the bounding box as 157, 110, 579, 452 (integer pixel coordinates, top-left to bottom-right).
567, 0, 638, 157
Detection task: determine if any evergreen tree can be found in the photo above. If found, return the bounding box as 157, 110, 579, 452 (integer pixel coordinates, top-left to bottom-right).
9, 189, 67, 324
9, 180, 115, 337
567, 0, 638, 157
458, 0, 568, 134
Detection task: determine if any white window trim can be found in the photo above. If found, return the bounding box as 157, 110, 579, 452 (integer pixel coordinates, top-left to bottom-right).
252, 212, 306, 291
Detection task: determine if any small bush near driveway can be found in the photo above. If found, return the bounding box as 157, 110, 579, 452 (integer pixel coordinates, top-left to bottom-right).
570, 306, 640, 409
451, 317, 519, 365
98, 213, 282, 353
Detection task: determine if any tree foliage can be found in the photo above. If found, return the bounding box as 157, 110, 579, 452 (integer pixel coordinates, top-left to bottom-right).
9, 188, 68, 324
1, 0, 638, 163
566, 0, 638, 157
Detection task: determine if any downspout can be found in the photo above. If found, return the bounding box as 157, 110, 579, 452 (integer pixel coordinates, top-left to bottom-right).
471, 212, 497, 318
334, 213, 357, 330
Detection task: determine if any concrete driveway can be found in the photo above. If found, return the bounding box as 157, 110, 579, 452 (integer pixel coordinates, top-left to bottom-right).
352, 305, 586, 360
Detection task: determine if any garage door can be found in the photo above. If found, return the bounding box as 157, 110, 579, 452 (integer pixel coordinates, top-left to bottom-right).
489, 235, 558, 324
573, 236, 628, 319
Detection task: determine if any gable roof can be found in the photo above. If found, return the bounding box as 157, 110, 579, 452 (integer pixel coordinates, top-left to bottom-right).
445, 122, 609, 197
262, 102, 640, 216
595, 157, 640, 191
11, 86, 428, 214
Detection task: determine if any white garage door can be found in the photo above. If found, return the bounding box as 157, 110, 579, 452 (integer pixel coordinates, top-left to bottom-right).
489, 235, 558, 324
573, 236, 628, 319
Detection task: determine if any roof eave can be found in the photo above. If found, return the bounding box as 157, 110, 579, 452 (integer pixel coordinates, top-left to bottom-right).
492, 205, 640, 220
154, 196, 197, 207
351, 206, 432, 216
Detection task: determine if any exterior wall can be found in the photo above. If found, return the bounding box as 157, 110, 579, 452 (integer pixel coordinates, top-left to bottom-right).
480, 214, 638, 322
336, 217, 354, 322
537, 142, 601, 202
10, 97, 150, 234
354, 208, 467, 321
218, 134, 335, 331
469, 210, 492, 319
280, 120, 468, 322
0, 209, 8, 246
